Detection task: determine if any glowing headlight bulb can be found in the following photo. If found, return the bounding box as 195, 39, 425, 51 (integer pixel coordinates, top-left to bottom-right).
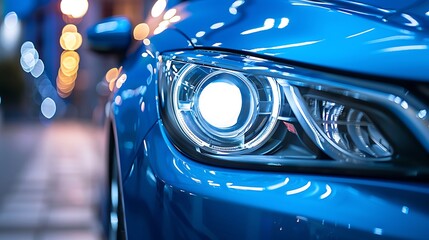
198, 81, 243, 128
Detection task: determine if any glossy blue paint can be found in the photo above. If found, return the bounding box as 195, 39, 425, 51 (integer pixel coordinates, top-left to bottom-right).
122, 121, 429, 239
87, 16, 132, 52
111, 28, 192, 181
169, 0, 429, 81
92, 0, 429, 239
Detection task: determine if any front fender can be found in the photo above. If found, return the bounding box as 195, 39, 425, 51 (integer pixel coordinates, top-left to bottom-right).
110, 28, 193, 181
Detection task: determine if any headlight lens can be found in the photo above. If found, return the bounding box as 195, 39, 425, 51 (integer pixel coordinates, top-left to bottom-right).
300, 94, 393, 161
167, 62, 281, 154
159, 51, 429, 177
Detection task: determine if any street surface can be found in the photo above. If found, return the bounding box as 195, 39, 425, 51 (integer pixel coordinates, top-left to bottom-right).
0, 122, 106, 240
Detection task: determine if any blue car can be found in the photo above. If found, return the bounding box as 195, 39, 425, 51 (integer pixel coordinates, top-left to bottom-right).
87, 0, 429, 239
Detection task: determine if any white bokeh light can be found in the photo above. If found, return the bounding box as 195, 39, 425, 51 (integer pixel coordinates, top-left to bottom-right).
151, 0, 167, 18
20, 47, 39, 73
20, 41, 35, 55
41, 97, 56, 119
1, 12, 21, 52
198, 81, 242, 128
4, 12, 18, 27
60, 0, 89, 18
31, 59, 45, 78
163, 8, 176, 20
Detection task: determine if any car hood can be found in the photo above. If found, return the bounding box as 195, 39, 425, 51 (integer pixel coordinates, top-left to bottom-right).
167, 0, 429, 82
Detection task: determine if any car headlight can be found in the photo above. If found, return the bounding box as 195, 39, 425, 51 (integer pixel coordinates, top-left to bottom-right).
164, 60, 282, 154
159, 51, 429, 178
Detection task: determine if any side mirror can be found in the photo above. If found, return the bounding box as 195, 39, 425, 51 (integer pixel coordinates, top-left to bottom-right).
87, 16, 132, 53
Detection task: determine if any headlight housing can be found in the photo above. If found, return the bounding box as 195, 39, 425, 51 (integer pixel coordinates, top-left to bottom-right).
167, 61, 281, 154
159, 51, 429, 178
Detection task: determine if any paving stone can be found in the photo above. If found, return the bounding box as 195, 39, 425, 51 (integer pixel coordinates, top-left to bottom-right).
0, 122, 104, 239
0, 209, 43, 229
46, 207, 96, 229
2, 190, 48, 203
14, 180, 49, 192
0, 199, 46, 213
0, 232, 35, 240
50, 186, 93, 207
39, 230, 100, 240
53, 162, 86, 175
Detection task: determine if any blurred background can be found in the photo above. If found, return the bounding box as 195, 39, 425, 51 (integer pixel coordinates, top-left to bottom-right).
0, 0, 160, 239
0, 0, 153, 122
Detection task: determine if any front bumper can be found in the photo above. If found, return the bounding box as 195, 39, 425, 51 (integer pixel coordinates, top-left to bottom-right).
122, 121, 429, 240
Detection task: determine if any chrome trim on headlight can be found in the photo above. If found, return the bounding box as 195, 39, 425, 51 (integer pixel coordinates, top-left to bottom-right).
284, 84, 393, 162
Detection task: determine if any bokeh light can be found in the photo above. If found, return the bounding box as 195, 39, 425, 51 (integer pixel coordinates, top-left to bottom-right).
163, 9, 177, 20
4, 11, 19, 30
1, 12, 21, 53
143, 39, 151, 45
41, 97, 57, 119
57, 50, 80, 97
60, 0, 89, 19
109, 79, 116, 92
31, 59, 45, 78
151, 4, 183, 36
20, 41, 39, 73
56, 11, 86, 98
133, 23, 150, 41
105, 67, 125, 91
62, 24, 78, 34
58, 67, 77, 83
169, 15, 181, 23
60, 24, 83, 51
105, 67, 120, 83
154, 25, 167, 35
20, 41, 35, 54
17, 41, 62, 119
115, 73, 127, 89
151, 0, 167, 18
61, 51, 80, 73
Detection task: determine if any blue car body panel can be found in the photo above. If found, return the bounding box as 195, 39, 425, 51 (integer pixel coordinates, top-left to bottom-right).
112, 29, 192, 179
121, 122, 429, 239
167, 0, 429, 81
107, 0, 429, 239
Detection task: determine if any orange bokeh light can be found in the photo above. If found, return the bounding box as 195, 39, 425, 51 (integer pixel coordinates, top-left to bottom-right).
60, 31, 82, 51
62, 24, 78, 34
105, 67, 120, 83
133, 23, 150, 41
